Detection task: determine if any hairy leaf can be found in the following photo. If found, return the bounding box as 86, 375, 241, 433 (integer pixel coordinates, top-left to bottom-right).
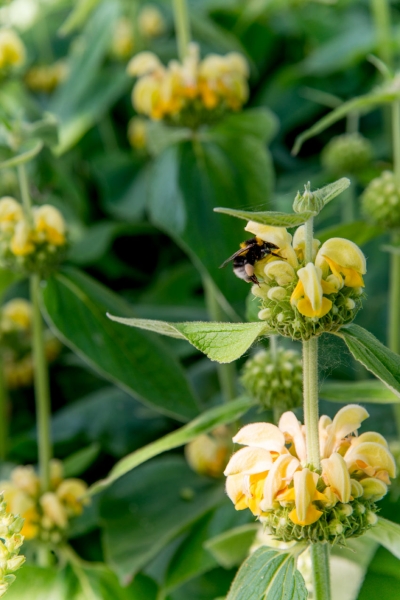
213, 208, 315, 227
205, 524, 259, 569
107, 315, 271, 363
320, 380, 400, 404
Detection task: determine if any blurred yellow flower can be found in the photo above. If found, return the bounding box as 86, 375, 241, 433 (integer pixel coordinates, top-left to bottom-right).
33, 205, 66, 246
138, 5, 166, 38
1, 298, 32, 331
0, 29, 25, 70
127, 116, 148, 150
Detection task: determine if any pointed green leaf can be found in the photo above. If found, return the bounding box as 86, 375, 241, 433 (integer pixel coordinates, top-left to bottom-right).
367, 517, 400, 560
41, 267, 199, 421
320, 380, 400, 404
209, 108, 279, 144
63, 443, 100, 478
293, 86, 400, 155
88, 396, 255, 496
226, 547, 307, 600
335, 324, 400, 398
313, 177, 351, 209
213, 208, 315, 227
205, 524, 259, 569
107, 315, 271, 363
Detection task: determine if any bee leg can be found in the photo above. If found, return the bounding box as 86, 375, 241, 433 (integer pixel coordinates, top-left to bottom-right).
249, 274, 260, 285
271, 251, 285, 259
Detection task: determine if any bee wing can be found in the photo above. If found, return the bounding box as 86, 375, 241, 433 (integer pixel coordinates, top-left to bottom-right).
219, 243, 258, 268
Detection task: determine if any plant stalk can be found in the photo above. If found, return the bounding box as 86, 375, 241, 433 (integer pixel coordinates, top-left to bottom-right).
173, 0, 191, 61
204, 277, 237, 403
311, 543, 331, 600
302, 216, 331, 599
0, 356, 9, 461
370, 0, 393, 68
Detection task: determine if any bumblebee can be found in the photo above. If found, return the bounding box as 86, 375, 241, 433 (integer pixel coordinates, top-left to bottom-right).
220, 237, 281, 284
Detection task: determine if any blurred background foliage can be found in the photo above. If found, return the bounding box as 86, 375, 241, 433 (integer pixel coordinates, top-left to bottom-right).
0, 0, 400, 597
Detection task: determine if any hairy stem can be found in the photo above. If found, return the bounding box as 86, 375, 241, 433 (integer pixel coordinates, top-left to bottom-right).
302, 337, 320, 469
204, 277, 237, 403
304, 217, 314, 264
311, 543, 331, 600
173, 0, 191, 61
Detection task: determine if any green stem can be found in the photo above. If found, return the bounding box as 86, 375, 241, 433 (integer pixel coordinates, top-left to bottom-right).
31, 274, 52, 493
302, 337, 320, 470
392, 101, 400, 181
173, 0, 191, 61
304, 217, 314, 264
346, 111, 359, 134
17, 164, 32, 213
311, 543, 331, 600
340, 183, 356, 224
204, 277, 237, 403
370, 0, 393, 68
0, 356, 9, 461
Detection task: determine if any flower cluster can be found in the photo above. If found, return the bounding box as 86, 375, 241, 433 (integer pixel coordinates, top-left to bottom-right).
25, 60, 68, 94
362, 170, 400, 230
247, 222, 366, 340
0, 493, 25, 597
185, 426, 232, 478
0, 29, 25, 72
0, 298, 61, 389
321, 133, 373, 176
0, 462, 89, 545
241, 347, 302, 411
0, 197, 67, 276
127, 43, 249, 127
224, 405, 395, 544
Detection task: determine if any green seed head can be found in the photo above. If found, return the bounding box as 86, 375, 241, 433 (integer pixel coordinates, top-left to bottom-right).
362, 170, 400, 230
322, 133, 373, 176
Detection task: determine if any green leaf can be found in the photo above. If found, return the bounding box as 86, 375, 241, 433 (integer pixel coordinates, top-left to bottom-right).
317, 221, 383, 246
100, 456, 224, 581
146, 121, 191, 156
204, 524, 259, 569
293, 85, 400, 155
107, 315, 271, 363
209, 108, 279, 144
148, 136, 274, 315
88, 396, 255, 495
319, 380, 400, 404
226, 547, 307, 600
20, 114, 59, 147
59, 0, 102, 36
0, 140, 43, 170
311, 177, 351, 210
381, 244, 400, 255
4, 565, 67, 599
63, 442, 100, 478
358, 547, 400, 600
41, 267, 199, 421
367, 517, 400, 560
213, 208, 315, 227
335, 324, 400, 398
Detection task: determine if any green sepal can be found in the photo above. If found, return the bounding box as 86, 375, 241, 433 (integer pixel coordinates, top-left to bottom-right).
107, 315, 271, 363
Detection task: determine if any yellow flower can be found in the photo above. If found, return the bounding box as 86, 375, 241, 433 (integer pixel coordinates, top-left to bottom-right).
127, 51, 163, 77
10, 220, 35, 256
290, 263, 333, 318
11, 465, 40, 497
185, 430, 230, 478
40, 492, 68, 528
25, 61, 68, 94
292, 225, 321, 262
127, 117, 147, 150
315, 238, 366, 288
33, 205, 66, 246
0, 482, 39, 540
321, 453, 351, 503
138, 5, 166, 38
0, 29, 25, 69
57, 479, 88, 516
320, 404, 369, 458
244, 222, 298, 268
289, 468, 326, 525
111, 18, 134, 60
1, 298, 32, 331
0, 197, 23, 232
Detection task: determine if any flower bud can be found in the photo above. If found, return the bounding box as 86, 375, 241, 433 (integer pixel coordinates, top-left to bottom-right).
293, 182, 321, 214
240, 347, 303, 411
0, 29, 25, 70
111, 18, 134, 60
321, 133, 373, 176
362, 170, 400, 229
138, 5, 166, 38
185, 429, 231, 478
127, 117, 148, 150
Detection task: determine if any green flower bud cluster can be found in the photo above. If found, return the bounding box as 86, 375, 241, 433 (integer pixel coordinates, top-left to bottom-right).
256, 281, 364, 341
321, 133, 373, 176
361, 171, 400, 230
261, 498, 378, 545
0, 493, 25, 597
240, 348, 303, 411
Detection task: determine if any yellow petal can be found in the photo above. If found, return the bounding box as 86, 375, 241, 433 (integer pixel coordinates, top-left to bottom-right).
297, 263, 323, 312
315, 238, 366, 276
224, 447, 274, 476
323, 405, 369, 458
233, 423, 285, 453
359, 477, 388, 500
345, 441, 396, 478
321, 453, 351, 503
260, 454, 300, 511
279, 412, 307, 463
127, 51, 162, 76
264, 260, 296, 285
226, 473, 246, 505
290, 279, 304, 306
351, 432, 388, 448
293, 468, 317, 523
289, 505, 323, 526
244, 222, 292, 249
321, 278, 338, 295
297, 296, 332, 318
350, 478, 364, 498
